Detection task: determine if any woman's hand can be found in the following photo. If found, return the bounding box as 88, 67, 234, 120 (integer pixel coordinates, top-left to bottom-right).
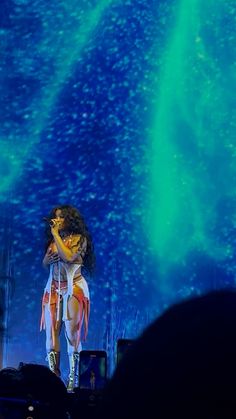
43, 248, 60, 266
50, 219, 63, 235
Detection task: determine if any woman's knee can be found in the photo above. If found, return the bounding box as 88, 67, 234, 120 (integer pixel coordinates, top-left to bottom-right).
65, 326, 80, 345
65, 329, 77, 342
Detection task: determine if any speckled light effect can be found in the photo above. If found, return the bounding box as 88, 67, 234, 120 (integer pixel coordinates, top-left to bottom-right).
146, 0, 236, 289
0, 0, 235, 378
0, 0, 114, 196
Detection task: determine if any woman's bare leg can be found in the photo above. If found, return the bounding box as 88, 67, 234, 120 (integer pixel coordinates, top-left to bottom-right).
64, 296, 83, 354
44, 301, 63, 377
44, 302, 62, 352
65, 296, 83, 390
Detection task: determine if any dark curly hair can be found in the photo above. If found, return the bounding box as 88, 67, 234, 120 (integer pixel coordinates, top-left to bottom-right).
44, 205, 95, 275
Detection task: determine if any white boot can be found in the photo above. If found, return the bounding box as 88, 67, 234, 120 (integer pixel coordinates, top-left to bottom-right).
47, 350, 61, 377
67, 352, 80, 392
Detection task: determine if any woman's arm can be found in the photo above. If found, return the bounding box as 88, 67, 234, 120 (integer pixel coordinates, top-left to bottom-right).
42, 247, 60, 268
51, 224, 86, 262
50, 231, 74, 262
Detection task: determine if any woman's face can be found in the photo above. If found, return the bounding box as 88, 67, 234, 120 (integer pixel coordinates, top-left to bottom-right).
55, 208, 65, 230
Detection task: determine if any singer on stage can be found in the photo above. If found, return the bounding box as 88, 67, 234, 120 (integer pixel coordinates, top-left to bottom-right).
40, 205, 95, 392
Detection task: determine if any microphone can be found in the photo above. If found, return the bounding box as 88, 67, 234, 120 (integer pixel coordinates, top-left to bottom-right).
42, 217, 54, 227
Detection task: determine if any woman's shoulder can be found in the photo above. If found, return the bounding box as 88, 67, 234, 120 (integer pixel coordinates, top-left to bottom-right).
71, 234, 83, 242
67, 234, 84, 247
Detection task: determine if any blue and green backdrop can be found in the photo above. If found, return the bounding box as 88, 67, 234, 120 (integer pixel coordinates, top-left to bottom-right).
0, 0, 235, 379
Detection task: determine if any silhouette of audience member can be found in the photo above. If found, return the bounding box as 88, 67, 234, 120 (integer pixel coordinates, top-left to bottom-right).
0, 363, 70, 418
99, 290, 236, 419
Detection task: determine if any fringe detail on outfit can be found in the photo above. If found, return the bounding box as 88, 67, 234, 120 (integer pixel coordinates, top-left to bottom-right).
40, 278, 90, 348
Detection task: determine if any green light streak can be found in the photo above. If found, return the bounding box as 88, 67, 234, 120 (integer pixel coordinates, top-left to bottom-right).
0, 0, 114, 199
146, 0, 236, 276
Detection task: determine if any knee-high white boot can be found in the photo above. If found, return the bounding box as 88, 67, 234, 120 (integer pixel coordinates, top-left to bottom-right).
67, 352, 80, 392
47, 350, 61, 377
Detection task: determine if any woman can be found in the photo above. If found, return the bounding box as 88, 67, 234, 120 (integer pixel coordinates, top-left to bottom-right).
40, 205, 95, 392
